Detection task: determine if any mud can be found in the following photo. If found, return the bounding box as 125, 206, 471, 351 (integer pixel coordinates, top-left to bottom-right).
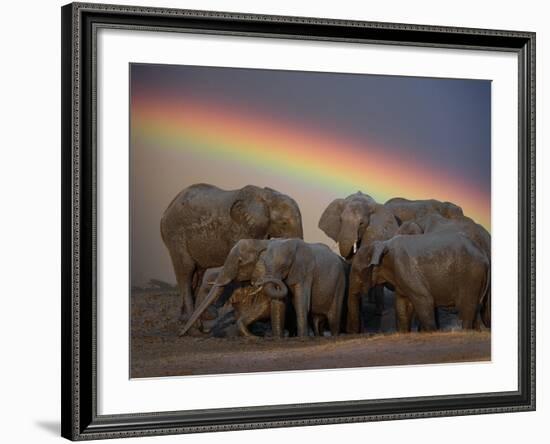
131, 291, 491, 378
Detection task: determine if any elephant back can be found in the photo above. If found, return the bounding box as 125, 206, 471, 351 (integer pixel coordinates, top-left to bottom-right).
162, 184, 277, 270
417, 213, 490, 261
163, 185, 233, 238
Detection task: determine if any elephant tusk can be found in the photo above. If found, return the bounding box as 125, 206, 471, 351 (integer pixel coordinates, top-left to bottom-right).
179, 283, 224, 336
353, 241, 358, 254
248, 285, 263, 296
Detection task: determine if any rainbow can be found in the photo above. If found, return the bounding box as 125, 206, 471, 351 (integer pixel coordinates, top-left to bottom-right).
131, 95, 490, 230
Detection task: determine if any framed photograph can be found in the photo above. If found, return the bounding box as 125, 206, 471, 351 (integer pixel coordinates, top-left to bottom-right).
61, 2, 536, 440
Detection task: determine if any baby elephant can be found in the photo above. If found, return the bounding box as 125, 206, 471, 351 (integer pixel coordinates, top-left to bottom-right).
350, 232, 490, 332
202, 285, 272, 337
252, 238, 348, 337
179, 239, 269, 336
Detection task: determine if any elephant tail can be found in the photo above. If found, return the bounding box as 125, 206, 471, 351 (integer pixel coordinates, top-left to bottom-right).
160, 217, 167, 245
160, 208, 172, 246
479, 264, 491, 328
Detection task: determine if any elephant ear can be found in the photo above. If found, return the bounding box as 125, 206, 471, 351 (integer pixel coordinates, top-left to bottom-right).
318, 198, 345, 241
369, 242, 388, 267
397, 221, 423, 235
230, 187, 270, 236
217, 244, 242, 285
239, 239, 269, 266
287, 241, 315, 287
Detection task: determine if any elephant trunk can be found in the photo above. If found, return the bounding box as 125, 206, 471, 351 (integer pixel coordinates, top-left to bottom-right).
179, 283, 225, 336
339, 241, 353, 259
338, 220, 362, 259
339, 235, 361, 260
258, 278, 288, 300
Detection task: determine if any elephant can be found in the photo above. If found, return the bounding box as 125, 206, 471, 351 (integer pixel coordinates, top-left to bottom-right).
251, 239, 348, 337
178, 238, 270, 336
345, 219, 423, 333
202, 285, 273, 337
411, 212, 491, 327
161, 184, 303, 322
384, 197, 464, 225
318, 192, 399, 332
192, 266, 246, 327
349, 232, 490, 332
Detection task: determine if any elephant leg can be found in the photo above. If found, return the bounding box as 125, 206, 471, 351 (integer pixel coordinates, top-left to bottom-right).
191, 268, 205, 299
236, 298, 271, 337
236, 318, 255, 337
473, 315, 481, 330
328, 274, 345, 336
270, 299, 286, 338
395, 293, 413, 333
434, 307, 441, 330
374, 285, 385, 315
473, 302, 485, 330
457, 299, 477, 330
167, 246, 196, 322
313, 315, 327, 336
413, 299, 437, 332
291, 283, 311, 337
346, 281, 362, 334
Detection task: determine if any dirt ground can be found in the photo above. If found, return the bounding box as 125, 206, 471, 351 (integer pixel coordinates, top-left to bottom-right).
131, 291, 491, 378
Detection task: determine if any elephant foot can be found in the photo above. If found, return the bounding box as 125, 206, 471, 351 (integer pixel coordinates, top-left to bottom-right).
179, 325, 207, 337
237, 320, 257, 338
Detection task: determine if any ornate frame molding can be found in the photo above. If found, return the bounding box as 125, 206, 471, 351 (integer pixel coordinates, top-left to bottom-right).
61, 2, 535, 440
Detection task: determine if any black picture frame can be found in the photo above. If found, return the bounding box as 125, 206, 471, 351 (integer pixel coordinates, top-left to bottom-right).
61, 2, 536, 440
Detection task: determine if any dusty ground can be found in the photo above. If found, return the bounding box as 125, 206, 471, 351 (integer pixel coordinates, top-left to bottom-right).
131, 291, 491, 378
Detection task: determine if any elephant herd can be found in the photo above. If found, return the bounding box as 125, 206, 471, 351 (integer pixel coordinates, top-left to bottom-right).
160, 183, 491, 338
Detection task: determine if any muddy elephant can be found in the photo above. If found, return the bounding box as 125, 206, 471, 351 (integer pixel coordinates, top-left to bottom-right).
251, 239, 348, 337
384, 197, 463, 224
412, 212, 491, 327
345, 220, 423, 333
178, 238, 270, 335
192, 266, 246, 328
350, 232, 490, 332
202, 285, 273, 337
194, 265, 279, 338
161, 184, 303, 321
318, 192, 399, 332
